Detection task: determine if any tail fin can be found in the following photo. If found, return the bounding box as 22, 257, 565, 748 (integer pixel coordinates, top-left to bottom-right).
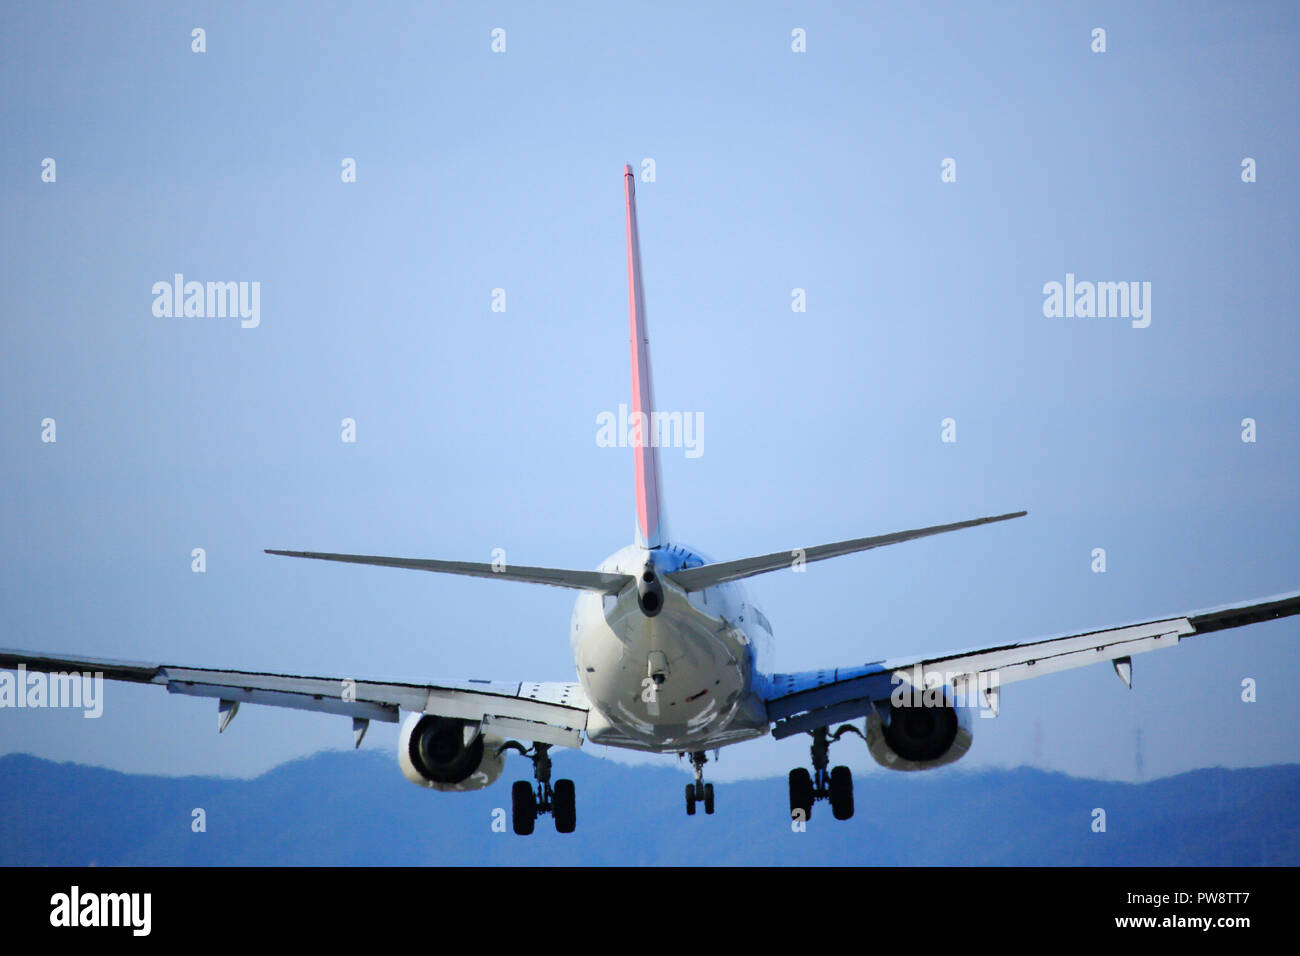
624, 164, 667, 548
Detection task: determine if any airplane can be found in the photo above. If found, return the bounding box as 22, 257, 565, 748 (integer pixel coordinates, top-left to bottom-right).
4, 165, 1298, 835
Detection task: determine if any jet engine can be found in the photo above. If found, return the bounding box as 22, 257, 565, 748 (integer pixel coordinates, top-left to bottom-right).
398, 713, 506, 792
865, 698, 974, 772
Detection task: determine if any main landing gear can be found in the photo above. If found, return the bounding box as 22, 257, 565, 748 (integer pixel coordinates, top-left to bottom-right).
501, 741, 576, 835
683, 750, 715, 816
789, 725, 861, 823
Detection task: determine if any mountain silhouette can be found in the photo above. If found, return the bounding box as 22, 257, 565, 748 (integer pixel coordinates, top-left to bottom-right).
1, 751, 1295, 865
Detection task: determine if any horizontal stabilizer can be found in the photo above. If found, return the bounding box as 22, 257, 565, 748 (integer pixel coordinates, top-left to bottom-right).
265, 550, 633, 594
666, 511, 1027, 591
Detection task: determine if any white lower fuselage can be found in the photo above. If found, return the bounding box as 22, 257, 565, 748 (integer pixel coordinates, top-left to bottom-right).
571, 543, 774, 752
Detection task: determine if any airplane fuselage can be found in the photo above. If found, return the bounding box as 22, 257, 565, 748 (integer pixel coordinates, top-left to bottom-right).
571, 543, 774, 752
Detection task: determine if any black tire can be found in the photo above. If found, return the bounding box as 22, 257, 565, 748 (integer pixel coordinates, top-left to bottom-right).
553, 778, 576, 833
829, 765, 854, 820
685, 783, 696, 816
703, 782, 715, 815
789, 767, 813, 823
512, 780, 536, 835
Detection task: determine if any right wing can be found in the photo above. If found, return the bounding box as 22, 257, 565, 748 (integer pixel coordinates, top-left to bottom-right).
0, 648, 591, 749
765, 589, 1300, 740
265, 550, 632, 594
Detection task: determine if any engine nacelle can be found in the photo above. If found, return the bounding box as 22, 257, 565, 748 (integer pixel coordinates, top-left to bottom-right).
865, 698, 974, 772
398, 713, 506, 792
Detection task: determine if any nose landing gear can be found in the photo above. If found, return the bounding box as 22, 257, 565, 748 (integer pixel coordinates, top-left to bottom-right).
502, 741, 577, 835
788, 725, 861, 822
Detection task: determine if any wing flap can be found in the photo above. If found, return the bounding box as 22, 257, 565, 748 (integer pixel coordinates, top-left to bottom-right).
166, 680, 400, 722
481, 713, 582, 749
0, 648, 161, 684
890, 618, 1194, 690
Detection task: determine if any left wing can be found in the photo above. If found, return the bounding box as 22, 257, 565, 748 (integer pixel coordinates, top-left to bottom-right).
765, 590, 1300, 739
0, 649, 590, 749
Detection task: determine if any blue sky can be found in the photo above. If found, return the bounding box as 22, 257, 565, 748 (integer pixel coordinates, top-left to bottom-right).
1, 1, 1297, 788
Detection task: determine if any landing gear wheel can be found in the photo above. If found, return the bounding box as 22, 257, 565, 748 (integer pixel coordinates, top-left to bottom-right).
829, 765, 854, 820
553, 778, 576, 833
511, 780, 536, 835
789, 767, 813, 823
684, 750, 714, 817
